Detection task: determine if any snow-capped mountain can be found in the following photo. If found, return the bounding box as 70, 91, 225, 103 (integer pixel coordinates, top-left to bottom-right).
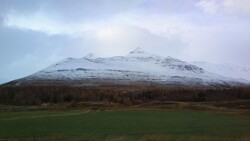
6, 47, 248, 87
192, 62, 250, 81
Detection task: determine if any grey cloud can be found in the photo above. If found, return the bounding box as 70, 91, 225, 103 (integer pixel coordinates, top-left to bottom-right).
0, 0, 140, 23
0, 0, 41, 14
137, 0, 199, 14
0, 25, 91, 82
182, 23, 250, 66
0, 0, 200, 24
48, 0, 139, 22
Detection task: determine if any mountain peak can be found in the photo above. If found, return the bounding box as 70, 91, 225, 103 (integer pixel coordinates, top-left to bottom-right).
83, 53, 96, 59
127, 47, 158, 58
129, 47, 146, 54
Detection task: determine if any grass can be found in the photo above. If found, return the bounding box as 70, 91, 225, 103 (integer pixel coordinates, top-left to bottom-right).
0, 109, 249, 140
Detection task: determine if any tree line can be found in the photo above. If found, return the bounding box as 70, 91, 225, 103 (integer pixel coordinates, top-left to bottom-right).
0, 85, 249, 105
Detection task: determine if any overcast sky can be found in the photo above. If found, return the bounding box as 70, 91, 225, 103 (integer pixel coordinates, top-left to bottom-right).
1, 0, 250, 84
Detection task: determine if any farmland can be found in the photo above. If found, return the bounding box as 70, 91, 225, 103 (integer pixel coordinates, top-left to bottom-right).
0, 109, 249, 141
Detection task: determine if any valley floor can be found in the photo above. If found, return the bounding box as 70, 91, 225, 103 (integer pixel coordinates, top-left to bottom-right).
0, 106, 250, 141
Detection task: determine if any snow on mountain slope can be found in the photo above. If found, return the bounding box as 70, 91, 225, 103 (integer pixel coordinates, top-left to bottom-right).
193, 62, 250, 81
9, 47, 248, 87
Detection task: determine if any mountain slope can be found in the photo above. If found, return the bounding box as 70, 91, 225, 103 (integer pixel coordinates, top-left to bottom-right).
6, 47, 247, 87
193, 62, 250, 81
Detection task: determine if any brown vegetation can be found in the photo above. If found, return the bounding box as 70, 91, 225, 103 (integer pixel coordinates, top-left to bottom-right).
0, 86, 249, 107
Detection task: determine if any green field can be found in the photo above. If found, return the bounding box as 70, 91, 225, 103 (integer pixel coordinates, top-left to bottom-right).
0, 110, 249, 141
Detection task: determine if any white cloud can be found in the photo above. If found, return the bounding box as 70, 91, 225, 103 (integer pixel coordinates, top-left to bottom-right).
196, 0, 250, 15
222, 0, 250, 15
196, 0, 220, 14
3, 11, 89, 35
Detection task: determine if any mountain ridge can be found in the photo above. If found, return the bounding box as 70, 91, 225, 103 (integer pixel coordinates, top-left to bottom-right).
4, 48, 248, 87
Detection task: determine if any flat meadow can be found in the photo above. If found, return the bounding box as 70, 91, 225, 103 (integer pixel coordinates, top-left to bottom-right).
0, 109, 249, 141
